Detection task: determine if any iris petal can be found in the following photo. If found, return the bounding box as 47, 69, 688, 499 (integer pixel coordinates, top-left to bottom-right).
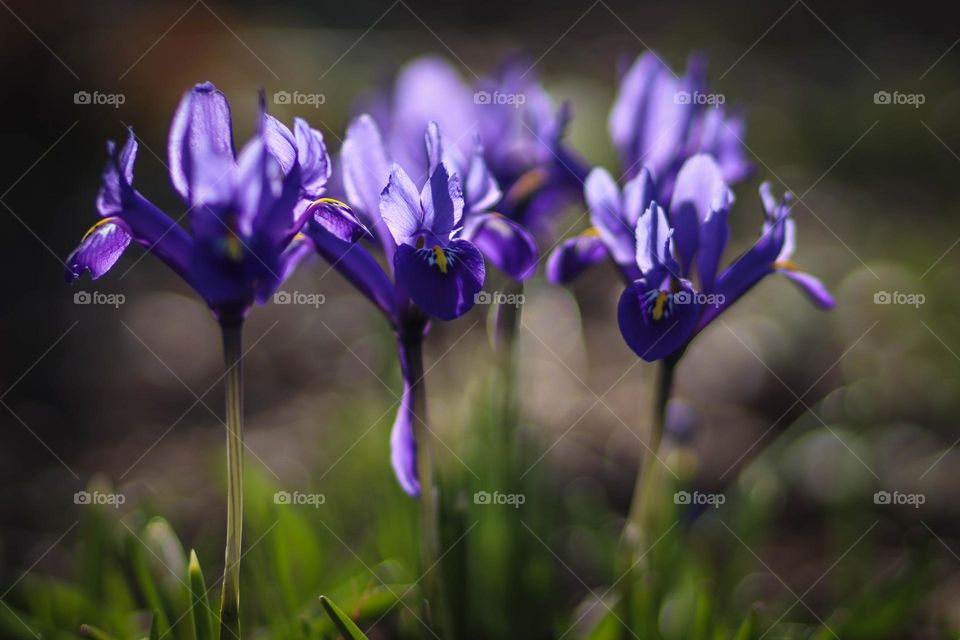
546, 232, 608, 284
462, 213, 538, 280
65, 218, 132, 281
168, 82, 235, 202
618, 278, 701, 362
395, 238, 485, 321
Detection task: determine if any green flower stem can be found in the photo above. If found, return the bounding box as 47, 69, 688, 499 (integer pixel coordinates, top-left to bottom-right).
405, 335, 447, 634
218, 320, 244, 640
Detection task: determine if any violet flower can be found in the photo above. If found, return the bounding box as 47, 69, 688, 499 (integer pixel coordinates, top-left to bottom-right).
64, 81, 357, 638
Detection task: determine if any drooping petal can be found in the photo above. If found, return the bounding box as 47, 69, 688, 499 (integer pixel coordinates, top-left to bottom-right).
779, 268, 836, 309
461, 213, 538, 280
420, 160, 463, 236
545, 231, 608, 284
618, 278, 701, 362
308, 198, 370, 243
168, 82, 235, 202
307, 225, 397, 322
380, 164, 425, 245
391, 337, 421, 496
294, 118, 331, 198
585, 167, 632, 266
395, 238, 485, 321
254, 232, 315, 304
65, 218, 132, 281
100, 132, 193, 281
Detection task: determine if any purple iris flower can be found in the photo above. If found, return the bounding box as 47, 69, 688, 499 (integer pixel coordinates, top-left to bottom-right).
600, 154, 835, 362
355, 55, 586, 260
305, 120, 491, 496
609, 51, 752, 200
547, 52, 754, 287
66, 81, 354, 322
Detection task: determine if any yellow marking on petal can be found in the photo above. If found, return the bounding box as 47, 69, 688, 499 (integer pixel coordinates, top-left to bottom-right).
652, 290, 668, 321
432, 245, 448, 274
293, 232, 308, 242
505, 168, 549, 204
225, 234, 244, 261
310, 197, 350, 210
773, 258, 802, 271
581, 226, 601, 237
81, 217, 116, 241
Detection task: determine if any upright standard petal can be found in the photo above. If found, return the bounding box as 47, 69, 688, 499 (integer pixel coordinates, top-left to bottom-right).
618, 278, 701, 362
294, 118, 331, 198
419, 160, 463, 236
669, 154, 731, 274
585, 167, 633, 266
395, 238, 485, 321
341, 115, 392, 220
380, 164, 425, 246
168, 82, 235, 202
461, 213, 538, 280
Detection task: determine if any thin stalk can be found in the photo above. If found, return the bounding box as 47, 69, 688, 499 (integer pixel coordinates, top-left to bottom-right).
620, 356, 679, 630
401, 335, 447, 635
218, 320, 244, 640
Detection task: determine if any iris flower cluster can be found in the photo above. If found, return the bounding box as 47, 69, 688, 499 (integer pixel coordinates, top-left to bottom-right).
65, 51, 834, 637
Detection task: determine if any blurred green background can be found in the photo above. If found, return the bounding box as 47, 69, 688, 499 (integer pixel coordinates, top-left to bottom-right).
1, 0, 959, 638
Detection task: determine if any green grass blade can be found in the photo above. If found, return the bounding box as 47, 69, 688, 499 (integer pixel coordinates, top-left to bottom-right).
188, 550, 215, 640
733, 607, 757, 640
79, 624, 118, 640
319, 596, 369, 639
149, 611, 160, 640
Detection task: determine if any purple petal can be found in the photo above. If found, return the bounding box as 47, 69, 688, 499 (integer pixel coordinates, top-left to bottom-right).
779, 268, 836, 309
621, 167, 656, 229
380, 164, 425, 245
308, 226, 397, 322
585, 167, 633, 266
669, 154, 731, 274
168, 82, 235, 202
294, 118, 331, 198
696, 203, 728, 293
464, 139, 501, 213
419, 159, 463, 236
395, 238, 485, 321
308, 198, 370, 243
618, 278, 701, 362
260, 113, 297, 175
254, 232, 315, 303
635, 202, 676, 276
461, 213, 538, 280
341, 115, 394, 250
65, 218, 132, 281
545, 232, 608, 284
391, 338, 421, 496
